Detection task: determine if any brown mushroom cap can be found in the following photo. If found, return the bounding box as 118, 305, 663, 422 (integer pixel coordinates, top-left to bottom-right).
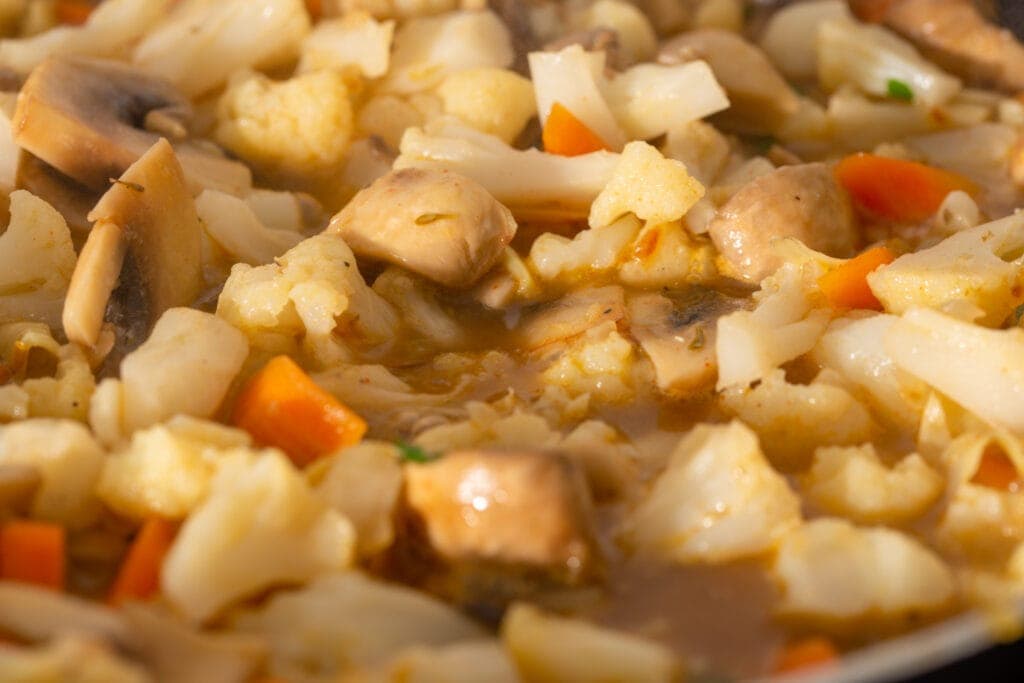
13, 55, 251, 195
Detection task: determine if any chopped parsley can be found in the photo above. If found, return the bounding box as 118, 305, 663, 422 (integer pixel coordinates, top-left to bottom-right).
886, 79, 914, 102
396, 440, 439, 463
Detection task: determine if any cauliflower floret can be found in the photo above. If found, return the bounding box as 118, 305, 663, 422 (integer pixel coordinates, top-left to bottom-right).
502, 603, 680, 683
382, 10, 514, 93
617, 221, 718, 289
298, 12, 394, 78
216, 69, 354, 180
716, 263, 832, 390
162, 452, 355, 622
803, 444, 944, 524
21, 343, 95, 422
627, 421, 801, 563
0, 190, 76, 331
721, 369, 877, 471
886, 308, 1024, 433
541, 321, 635, 403
0, 419, 103, 528
217, 233, 399, 363
436, 67, 535, 144
233, 572, 482, 680
528, 216, 641, 283
589, 141, 705, 229
118, 308, 249, 434
813, 314, 930, 432
97, 417, 254, 521
307, 441, 404, 558
867, 213, 1024, 326
774, 519, 955, 623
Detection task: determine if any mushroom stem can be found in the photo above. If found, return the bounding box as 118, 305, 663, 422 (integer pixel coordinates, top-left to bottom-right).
63, 219, 126, 348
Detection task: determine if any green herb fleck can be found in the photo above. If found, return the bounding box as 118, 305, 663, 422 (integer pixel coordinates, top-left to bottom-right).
886, 79, 914, 102
396, 440, 439, 463
688, 325, 706, 350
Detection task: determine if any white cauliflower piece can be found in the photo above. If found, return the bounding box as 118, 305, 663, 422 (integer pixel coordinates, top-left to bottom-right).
0, 190, 76, 331
803, 444, 943, 524
617, 221, 718, 289
660, 120, 731, 185
0, 419, 103, 528
396, 118, 620, 221
21, 343, 94, 422
502, 603, 680, 683
541, 321, 635, 403
216, 69, 354, 180
528, 216, 641, 283
627, 421, 801, 563
868, 213, 1024, 326
119, 308, 249, 434
721, 369, 877, 471
935, 431, 1024, 564
308, 441, 404, 558
716, 264, 831, 390
196, 190, 303, 266
132, 0, 310, 97
97, 417, 254, 521
383, 10, 513, 93
233, 572, 482, 680
436, 67, 536, 144
298, 12, 394, 78
886, 308, 1024, 433
162, 452, 355, 622
217, 233, 399, 360
774, 519, 955, 622
372, 268, 465, 348
813, 314, 930, 432
589, 141, 705, 229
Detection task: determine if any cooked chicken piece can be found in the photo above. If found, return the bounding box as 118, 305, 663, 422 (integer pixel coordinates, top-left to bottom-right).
402, 450, 601, 598
13, 56, 250, 195
658, 29, 800, 135
63, 139, 203, 348
628, 288, 748, 397
328, 168, 518, 289
708, 162, 859, 283
852, 0, 1024, 92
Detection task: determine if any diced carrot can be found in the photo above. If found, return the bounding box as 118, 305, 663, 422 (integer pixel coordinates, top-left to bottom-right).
818, 245, 897, 311
774, 636, 839, 674
107, 518, 177, 606
55, 0, 94, 25
232, 355, 368, 467
0, 520, 65, 590
834, 153, 977, 223
542, 102, 609, 157
972, 444, 1022, 492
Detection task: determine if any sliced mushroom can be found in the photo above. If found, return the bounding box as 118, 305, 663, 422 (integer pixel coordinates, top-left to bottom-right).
13, 55, 250, 195
517, 285, 626, 350
16, 155, 98, 237
400, 449, 602, 610
658, 29, 800, 135
628, 288, 748, 398
707, 162, 859, 283
328, 168, 518, 289
852, 0, 1024, 92
63, 138, 203, 348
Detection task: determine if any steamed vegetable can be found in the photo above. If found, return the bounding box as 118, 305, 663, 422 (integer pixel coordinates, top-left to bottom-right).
232, 355, 368, 467
818, 245, 896, 311
543, 102, 609, 156
0, 520, 64, 590
108, 518, 177, 606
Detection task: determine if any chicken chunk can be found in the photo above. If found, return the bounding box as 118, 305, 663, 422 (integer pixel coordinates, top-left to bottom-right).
708, 163, 858, 283
856, 0, 1024, 92
401, 449, 601, 595
328, 168, 517, 289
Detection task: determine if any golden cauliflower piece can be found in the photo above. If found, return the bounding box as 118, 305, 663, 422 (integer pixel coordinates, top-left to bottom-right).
436, 68, 536, 144
588, 141, 704, 229
216, 70, 354, 180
